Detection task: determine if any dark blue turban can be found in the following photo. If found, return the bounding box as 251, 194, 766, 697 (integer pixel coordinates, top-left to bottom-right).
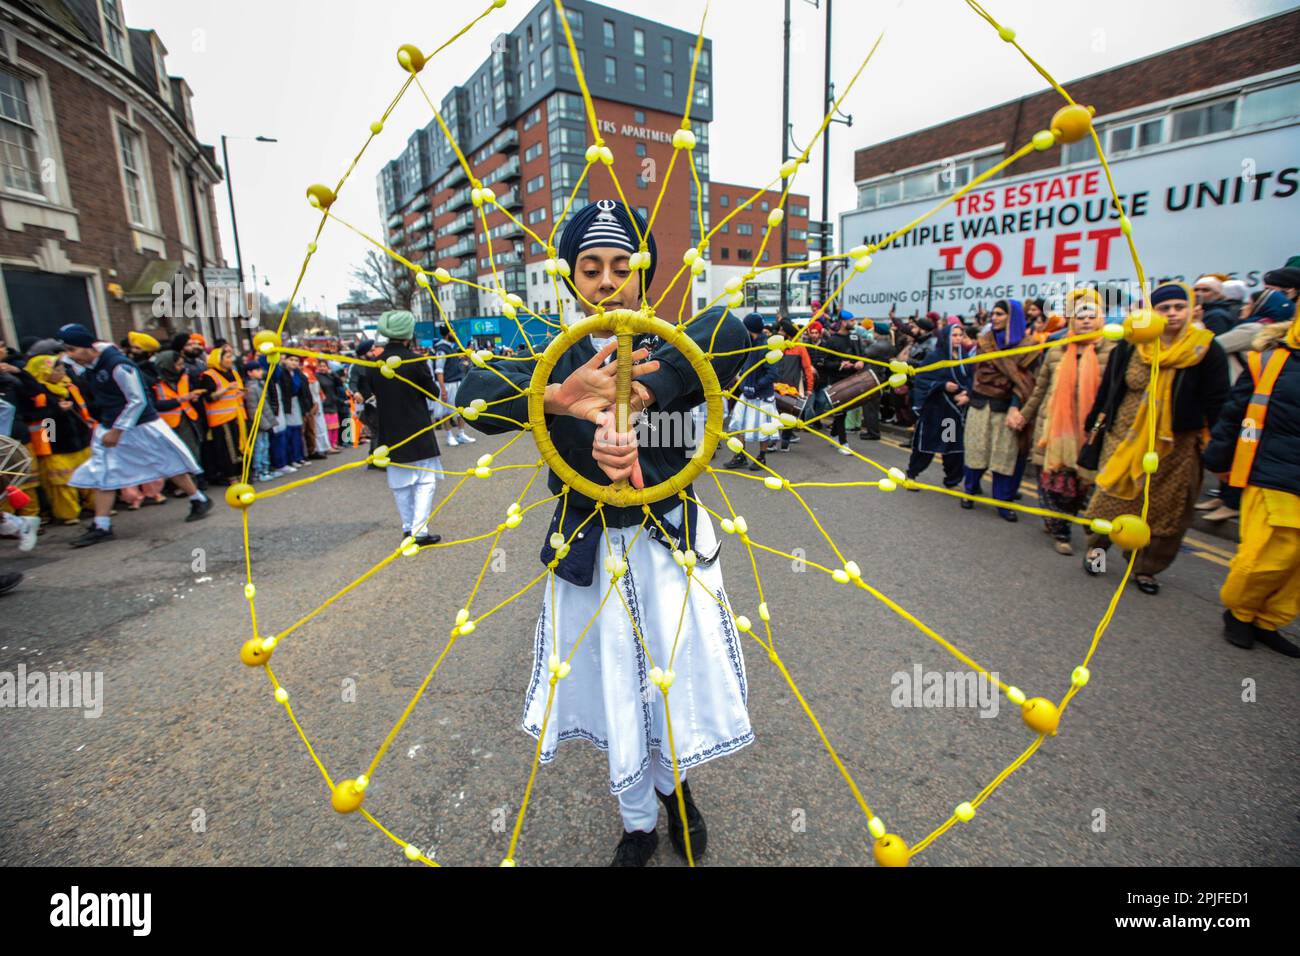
557, 198, 658, 294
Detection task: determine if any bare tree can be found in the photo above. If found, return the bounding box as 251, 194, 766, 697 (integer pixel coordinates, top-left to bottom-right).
349, 249, 414, 311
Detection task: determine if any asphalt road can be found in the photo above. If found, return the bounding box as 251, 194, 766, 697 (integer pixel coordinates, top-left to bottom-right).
1, 425, 1297, 868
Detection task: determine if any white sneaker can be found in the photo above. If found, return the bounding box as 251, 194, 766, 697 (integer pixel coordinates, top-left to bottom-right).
447, 434, 460, 446
17, 515, 39, 552
282, 464, 298, 473
457, 433, 475, 444
837, 445, 853, 456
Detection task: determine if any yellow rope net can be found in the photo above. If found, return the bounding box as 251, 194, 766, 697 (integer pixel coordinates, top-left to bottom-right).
234, 0, 1170, 867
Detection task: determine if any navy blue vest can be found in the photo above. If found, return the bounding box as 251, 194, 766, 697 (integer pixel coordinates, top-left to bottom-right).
92, 346, 159, 427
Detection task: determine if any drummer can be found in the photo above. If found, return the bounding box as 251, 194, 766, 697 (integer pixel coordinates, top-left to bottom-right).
812, 312, 868, 455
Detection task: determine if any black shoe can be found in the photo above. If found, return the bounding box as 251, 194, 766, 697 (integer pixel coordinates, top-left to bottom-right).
185, 497, 214, 523
0, 572, 22, 595
657, 780, 708, 859
71, 526, 115, 548
723, 454, 747, 470
904, 476, 921, 493
747, 453, 766, 472
1223, 609, 1255, 649
1134, 574, 1160, 595
414, 533, 441, 547
1255, 627, 1300, 658
788, 434, 801, 444
859, 432, 881, 441
959, 498, 974, 510
999, 509, 1019, 523
308, 452, 327, 461
610, 829, 659, 867
777, 441, 790, 452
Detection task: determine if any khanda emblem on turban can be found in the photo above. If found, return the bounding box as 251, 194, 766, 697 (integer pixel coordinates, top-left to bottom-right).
594, 199, 619, 221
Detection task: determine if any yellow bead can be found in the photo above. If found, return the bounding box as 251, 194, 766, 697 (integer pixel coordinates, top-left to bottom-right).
1032, 129, 1057, 151
1119, 216, 1133, 236
331, 779, 365, 813
416, 273, 431, 288
379, 364, 396, 379
1050, 103, 1094, 144
844, 560, 861, 579
888, 373, 907, 388
274, 687, 288, 704
671, 128, 696, 150
557, 661, 571, 679
1123, 308, 1166, 344
758, 602, 770, 622
720, 518, 736, 534
370, 120, 384, 135
873, 834, 910, 867
385, 354, 402, 369
502, 303, 517, 320
867, 816, 886, 839
404, 844, 421, 861
239, 638, 272, 667
499, 859, 516, 867
649, 665, 664, 687
397, 43, 426, 74
253, 330, 281, 354
307, 242, 318, 254
1006, 685, 1026, 706
371, 456, 390, 468
1101, 323, 1126, 342
778, 158, 799, 179
832, 569, 850, 584
1142, 451, 1160, 474
1089, 518, 1113, 535
598, 146, 614, 165
434, 267, 451, 283
878, 478, 897, 492
849, 245, 872, 259
585, 144, 601, 163
243, 582, 256, 600
767, 209, 784, 228
660, 669, 675, 689
733, 516, 748, 534
726, 293, 744, 309
763, 476, 783, 491
997, 25, 1016, 42
1109, 514, 1151, 551
726, 436, 743, 454
306, 183, 336, 209
852, 255, 873, 273
224, 482, 256, 509
691, 258, 707, 275
1022, 697, 1060, 736
888, 360, 910, 375
735, 615, 752, 633
1071, 665, 1091, 687
765, 349, 783, 364
474, 466, 492, 479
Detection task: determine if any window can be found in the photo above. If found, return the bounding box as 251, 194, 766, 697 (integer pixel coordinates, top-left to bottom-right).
634, 28, 645, 57
760, 200, 769, 211
526, 174, 545, 193
662, 72, 674, 98
531, 271, 538, 285
1062, 136, 1097, 165
153, 41, 171, 107
603, 20, 615, 48
698, 48, 711, 74
525, 142, 544, 163
527, 206, 547, 224
604, 56, 617, 84
719, 194, 728, 207
1137, 119, 1164, 148
790, 203, 807, 217
737, 248, 753, 262
523, 108, 542, 131
662, 37, 673, 63
528, 61, 536, 90
540, 8, 551, 40
116, 121, 151, 228
737, 223, 753, 236
719, 222, 729, 233
634, 110, 645, 125
100, 0, 129, 67
1241, 80, 1300, 127
549, 126, 585, 151
791, 229, 807, 241
1172, 99, 1236, 142
635, 64, 646, 92
635, 142, 647, 157
693, 81, 710, 108
527, 25, 535, 52
171, 162, 195, 249
542, 47, 553, 79
637, 206, 648, 219
0, 68, 44, 196
565, 9, 584, 38
720, 247, 730, 260
1108, 125, 1134, 154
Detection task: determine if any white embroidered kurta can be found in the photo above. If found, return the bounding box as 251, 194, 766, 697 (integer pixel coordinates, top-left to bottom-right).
522, 503, 753, 794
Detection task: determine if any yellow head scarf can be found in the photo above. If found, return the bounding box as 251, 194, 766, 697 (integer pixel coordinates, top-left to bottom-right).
207, 346, 228, 369
1096, 282, 1215, 500
1286, 314, 1300, 351
26, 354, 70, 397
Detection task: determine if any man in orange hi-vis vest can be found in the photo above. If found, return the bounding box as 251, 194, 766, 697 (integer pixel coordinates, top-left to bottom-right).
1203, 313, 1300, 658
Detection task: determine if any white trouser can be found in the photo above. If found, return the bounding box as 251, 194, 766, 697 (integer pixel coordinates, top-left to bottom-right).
617, 752, 685, 832
392, 478, 437, 535
1, 513, 24, 534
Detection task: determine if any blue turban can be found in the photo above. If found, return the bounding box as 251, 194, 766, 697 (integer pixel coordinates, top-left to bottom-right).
557, 198, 658, 293
1253, 289, 1297, 324
1150, 283, 1189, 307
57, 323, 95, 348
743, 312, 766, 334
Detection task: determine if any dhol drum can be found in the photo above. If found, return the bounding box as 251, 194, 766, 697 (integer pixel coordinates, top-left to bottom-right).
774, 368, 882, 421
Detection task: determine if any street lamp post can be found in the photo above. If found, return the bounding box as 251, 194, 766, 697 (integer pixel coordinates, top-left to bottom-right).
221, 134, 277, 348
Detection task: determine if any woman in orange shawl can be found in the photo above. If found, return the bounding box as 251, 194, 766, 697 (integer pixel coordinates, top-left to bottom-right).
1018, 290, 1114, 555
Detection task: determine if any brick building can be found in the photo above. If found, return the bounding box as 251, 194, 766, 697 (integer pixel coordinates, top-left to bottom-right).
378, 0, 808, 340
840, 9, 1300, 316
0, 0, 226, 349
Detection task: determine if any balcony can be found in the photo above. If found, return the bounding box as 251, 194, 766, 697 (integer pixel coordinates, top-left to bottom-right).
446, 189, 471, 212
410, 234, 431, 252
450, 262, 476, 280
445, 235, 476, 258
410, 194, 430, 213
493, 128, 519, 153
496, 221, 523, 240
451, 292, 478, 317
448, 210, 475, 234
490, 248, 523, 267
387, 212, 403, 229
482, 156, 520, 187
443, 165, 467, 189
497, 187, 521, 209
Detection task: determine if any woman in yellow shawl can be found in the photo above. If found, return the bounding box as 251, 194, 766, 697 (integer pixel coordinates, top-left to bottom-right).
1081, 283, 1230, 594
1018, 289, 1116, 555
24, 354, 95, 524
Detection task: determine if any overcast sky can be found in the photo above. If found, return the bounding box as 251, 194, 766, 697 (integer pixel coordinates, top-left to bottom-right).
126, 0, 1296, 313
